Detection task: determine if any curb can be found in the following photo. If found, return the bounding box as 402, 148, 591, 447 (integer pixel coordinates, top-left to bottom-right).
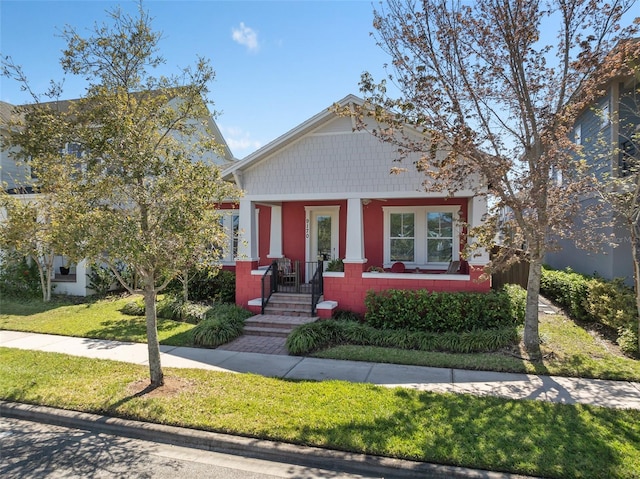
1, 400, 536, 479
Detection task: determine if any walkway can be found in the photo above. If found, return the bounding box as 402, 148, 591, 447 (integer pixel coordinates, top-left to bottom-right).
1, 330, 639, 410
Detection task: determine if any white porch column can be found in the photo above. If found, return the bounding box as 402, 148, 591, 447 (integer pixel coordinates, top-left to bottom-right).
344, 197, 366, 263
267, 204, 283, 259
467, 195, 490, 265
237, 199, 258, 261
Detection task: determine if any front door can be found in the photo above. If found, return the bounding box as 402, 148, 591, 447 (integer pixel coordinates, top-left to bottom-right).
305, 206, 339, 281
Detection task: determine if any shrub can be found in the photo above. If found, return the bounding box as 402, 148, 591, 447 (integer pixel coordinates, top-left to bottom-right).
617, 326, 639, 357
363, 286, 525, 333
120, 299, 145, 316
190, 303, 251, 347
88, 264, 116, 296
585, 278, 636, 331
0, 253, 42, 298
539, 267, 591, 320
166, 267, 236, 303
155, 295, 211, 323
286, 319, 519, 355
541, 266, 639, 357
325, 258, 344, 272
332, 309, 363, 322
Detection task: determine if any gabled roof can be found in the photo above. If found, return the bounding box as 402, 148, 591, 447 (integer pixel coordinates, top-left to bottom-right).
222, 94, 363, 180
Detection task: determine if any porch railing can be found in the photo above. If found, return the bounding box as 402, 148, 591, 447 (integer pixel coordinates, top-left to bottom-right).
310, 260, 324, 315
261, 259, 324, 315
260, 261, 277, 314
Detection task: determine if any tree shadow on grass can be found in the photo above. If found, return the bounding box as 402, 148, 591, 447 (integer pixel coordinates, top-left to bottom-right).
83, 316, 195, 347
291, 388, 638, 479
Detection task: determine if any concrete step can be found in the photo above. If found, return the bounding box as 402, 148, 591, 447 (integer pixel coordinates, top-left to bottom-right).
242, 314, 317, 338
243, 326, 291, 338
264, 293, 319, 317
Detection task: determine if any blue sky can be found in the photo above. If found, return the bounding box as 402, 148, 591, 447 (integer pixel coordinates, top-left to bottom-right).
0, 0, 390, 158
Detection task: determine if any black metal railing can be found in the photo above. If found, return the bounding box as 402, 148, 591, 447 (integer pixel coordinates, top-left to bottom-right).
310, 260, 324, 315
262, 259, 324, 314
260, 261, 277, 314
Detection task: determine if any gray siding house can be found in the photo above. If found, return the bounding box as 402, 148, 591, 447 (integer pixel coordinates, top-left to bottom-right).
545, 73, 640, 283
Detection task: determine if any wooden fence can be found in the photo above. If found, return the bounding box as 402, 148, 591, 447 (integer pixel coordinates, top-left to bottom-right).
490, 246, 529, 290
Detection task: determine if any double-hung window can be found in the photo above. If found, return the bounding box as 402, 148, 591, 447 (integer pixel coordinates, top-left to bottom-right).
218, 210, 240, 264
389, 212, 415, 262
384, 206, 459, 268
426, 211, 454, 263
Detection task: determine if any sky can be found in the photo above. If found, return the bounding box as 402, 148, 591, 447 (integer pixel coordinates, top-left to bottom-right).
0, 0, 391, 159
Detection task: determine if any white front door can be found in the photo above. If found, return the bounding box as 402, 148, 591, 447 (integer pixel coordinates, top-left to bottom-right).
305, 206, 339, 280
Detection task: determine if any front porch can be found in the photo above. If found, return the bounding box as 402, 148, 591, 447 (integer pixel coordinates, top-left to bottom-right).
234, 193, 491, 316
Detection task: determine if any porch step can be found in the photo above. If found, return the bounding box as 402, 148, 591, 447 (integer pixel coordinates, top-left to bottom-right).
243, 314, 317, 338
263, 292, 318, 318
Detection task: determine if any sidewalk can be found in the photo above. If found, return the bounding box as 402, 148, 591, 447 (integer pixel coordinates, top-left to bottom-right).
2, 329, 640, 409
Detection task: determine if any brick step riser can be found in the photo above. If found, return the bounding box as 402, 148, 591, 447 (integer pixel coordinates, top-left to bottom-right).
266, 302, 313, 311
243, 327, 291, 338
270, 294, 317, 301
262, 309, 314, 318
245, 321, 300, 330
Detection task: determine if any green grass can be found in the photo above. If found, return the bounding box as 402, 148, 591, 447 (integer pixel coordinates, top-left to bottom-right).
2, 295, 639, 380
0, 296, 195, 346
1, 346, 639, 479
315, 314, 640, 382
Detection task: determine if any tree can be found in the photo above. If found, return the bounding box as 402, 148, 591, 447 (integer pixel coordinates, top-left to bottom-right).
347, 0, 638, 360
3, 3, 240, 386
0, 100, 84, 302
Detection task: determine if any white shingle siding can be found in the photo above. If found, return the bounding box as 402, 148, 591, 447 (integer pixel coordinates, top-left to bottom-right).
242, 128, 427, 196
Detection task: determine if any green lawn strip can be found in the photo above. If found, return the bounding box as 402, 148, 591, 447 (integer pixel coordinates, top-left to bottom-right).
1, 347, 638, 479
0, 296, 194, 346
315, 314, 640, 382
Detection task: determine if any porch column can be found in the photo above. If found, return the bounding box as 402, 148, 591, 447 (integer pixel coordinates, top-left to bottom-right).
237, 199, 258, 261
344, 198, 366, 264
467, 196, 490, 265
267, 204, 283, 259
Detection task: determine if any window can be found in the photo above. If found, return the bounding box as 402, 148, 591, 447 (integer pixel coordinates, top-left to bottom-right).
219, 210, 240, 263
383, 206, 460, 268
389, 212, 415, 262
599, 100, 610, 128
427, 212, 453, 263
573, 124, 582, 145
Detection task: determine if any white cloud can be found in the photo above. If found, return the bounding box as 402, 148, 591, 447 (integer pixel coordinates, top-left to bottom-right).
221, 126, 263, 157
232, 22, 259, 52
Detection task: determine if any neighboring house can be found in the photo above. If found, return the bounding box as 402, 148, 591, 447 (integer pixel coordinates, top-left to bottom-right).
545, 70, 640, 284
0, 96, 235, 296
222, 95, 491, 316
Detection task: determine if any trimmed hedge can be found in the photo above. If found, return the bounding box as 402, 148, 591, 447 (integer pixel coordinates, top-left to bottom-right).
286, 320, 519, 356
364, 285, 526, 333
541, 266, 639, 356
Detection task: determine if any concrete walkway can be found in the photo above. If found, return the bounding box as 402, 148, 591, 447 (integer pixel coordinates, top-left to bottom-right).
2, 330, 640, 410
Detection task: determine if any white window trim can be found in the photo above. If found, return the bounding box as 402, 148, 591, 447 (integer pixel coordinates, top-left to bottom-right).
383, 205, 460, 269
217, 209, 259, 265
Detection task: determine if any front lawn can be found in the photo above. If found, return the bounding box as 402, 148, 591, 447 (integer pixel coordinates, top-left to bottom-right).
0, 296, 194, 346
1, 347, 639, 479
1, 295, 639, 381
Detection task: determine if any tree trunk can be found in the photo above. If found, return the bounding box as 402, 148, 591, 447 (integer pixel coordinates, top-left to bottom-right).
34, 258, 49, 302
182, 275, 188, 303
143, 282, 164, 387
523, 257, 543, 361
